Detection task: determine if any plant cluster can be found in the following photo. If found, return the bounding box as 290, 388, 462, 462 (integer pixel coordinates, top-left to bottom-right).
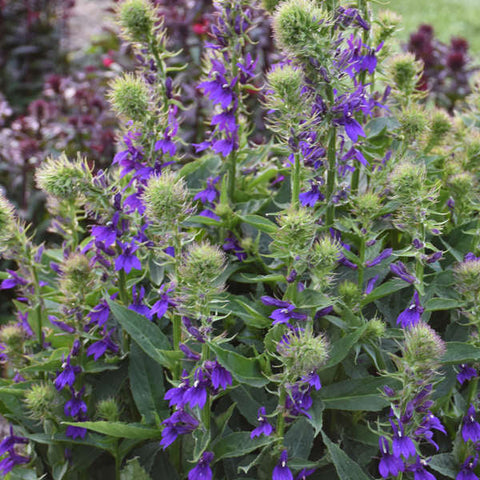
406, 23, 477, 112
1, 1, 480, 480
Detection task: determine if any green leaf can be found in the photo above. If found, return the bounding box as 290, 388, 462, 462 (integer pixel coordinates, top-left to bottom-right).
284, 418, 314, 459
318, 377, 400, 411
428, 453, 457, 479
424, 297, 463, 312
208, 343, 268, 387
321, 432, 373, 480
233, 299, 272, 329
296, 289, 331, 309
442, 342, 480, 364
25, 432, 115, 453
193, 428, 211, 462
306, 399, 324, 436
129, 341, 168, 425
120, 458, 152, 480
231, 273, 285, 284
361, 279, 410, 306
320, 326, 368, 371
63, 421, 162, 440
185, 215, 222, 227
108, 300, 181, 369
238, 214, 277, 234
212, 432, 275, 460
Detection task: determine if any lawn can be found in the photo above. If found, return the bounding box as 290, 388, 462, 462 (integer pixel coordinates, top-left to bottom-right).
375, 0, 480, 55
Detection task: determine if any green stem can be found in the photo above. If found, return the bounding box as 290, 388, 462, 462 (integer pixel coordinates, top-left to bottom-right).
31, 264, 44, 346
358, 237, 366, 289
291, 152, 301, 209
118, 270, 129, 306
276, 387, 286, 440
114, 442, 121, 480
467, 377, 479, 406
351, 166, 360, 195
228, 152, 237, 205
326, 127, 337, 228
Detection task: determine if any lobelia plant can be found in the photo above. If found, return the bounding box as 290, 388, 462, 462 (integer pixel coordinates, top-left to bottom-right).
1, 0, 480, 479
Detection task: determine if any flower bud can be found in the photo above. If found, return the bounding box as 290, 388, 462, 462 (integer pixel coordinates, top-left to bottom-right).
96, 398, 119, 422
399, 106, 428, 142
465, 131, 480, 167
267, 64, 305, 111
178, 243, 226, 290
403, 322, 445, 374
271, 208, 317, 261
455, 257, 480, 300
109, 74, 150, 122
362, 318, 386, 345
351, 192, 382, 225
262, 0, 282, 12
338, 280, 361, 307
277, 328, 329, 377
387, 53, 423, 97
35, 154, 92, 201
390, 162, 426, 199
0, 324, 26, 352
0, 193, 16, 246
24, 383, 57, 420
427, 109, 451, 149
142, 171, 191, 231
59, 253, 96, 301
118, 0, 155, 43
272, 0, 329, 61
374, 10, 402, 45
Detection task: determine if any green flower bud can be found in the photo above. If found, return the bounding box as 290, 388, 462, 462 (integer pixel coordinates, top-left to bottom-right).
271, 208, 317, 261
338, 280, 361, 307
465, 131, 480, 167
178, 242, 226, 290
0, 323, 26, 352
399, 106, 428, 142
0, 193, 16, 246
362, 318, 386, 343
262, 0, 282, 12
374, 10, 402, 44
430, 110, 451, 142
448, 171, 475, 195
390, 162, 426, 199
24, 383, 57, 420
403, 322, 445, 374
109, 74, 150, 122
455, 257, 480, 300
351, 191, 383, 225
272, 0, 329, 61
118, 0, 155, 43
267, 64, 305, 110
35, 154, 92, 201
313, 236, 340, 268
387, 53, 423, 97
97, 398, 120, 422
277, 328, 329, 377
143, 171, 191, 231
59, 253, 96, 301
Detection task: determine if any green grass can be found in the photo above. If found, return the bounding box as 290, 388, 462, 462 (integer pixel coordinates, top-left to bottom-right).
374, 0, 480, 55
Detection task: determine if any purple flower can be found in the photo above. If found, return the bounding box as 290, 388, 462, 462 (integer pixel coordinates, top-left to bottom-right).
0, 270, 28, 290
91, 223, 117, 246
212, 136, 236, 157
160, 409, 199, 449
129, 286, 152, 319
299, 183, 324, 207
391, 420, 416, 458
114, 241, 141, 274
151, 284, 175, 320
365, 248, 393, 268
194, 176, 220, 204
211, 110, 237, 135
285, 384, 313, 418
457, 455, 479, 480
378, 437, 405, 478
198, 62, 237, 108
261, 296, 307, 325
223, 235, 247, 261
164, 370, 190, 407
64, 387, 88, 418
272, 450, 293, 480
390, 262, 417, 284
0, 426, 30, 475
250, 407, 274, 439
65, 424, 87, 440
407, 456, 436, 480
301, 370, 322, 391
188, 451, 214, 480
365, 275, 379, 295
86, 300, 110, 330
184, 369, 209, 409
209, 362, 232, 390
414, 412, 446, 450
462, 405, 480, 443
397, 291, 424, 328
49, 315, 75, 334
295, 469, 315, 480
54, 355, 81, 391
86, 331, 119, 361
458, 364, 477, 385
